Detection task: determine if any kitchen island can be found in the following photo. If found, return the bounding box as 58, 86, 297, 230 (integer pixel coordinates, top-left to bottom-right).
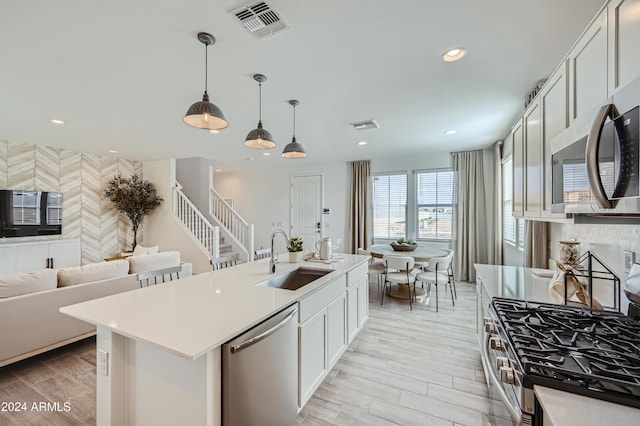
61, 253, 369, 426
475, 264, 640, 426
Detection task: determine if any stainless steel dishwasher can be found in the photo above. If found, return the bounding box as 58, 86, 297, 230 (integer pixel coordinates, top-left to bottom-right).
222, 303, 299, 426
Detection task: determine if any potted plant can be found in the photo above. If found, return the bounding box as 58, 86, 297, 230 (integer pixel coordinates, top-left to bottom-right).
103, 174, 163, 251
287, 237, 304, 262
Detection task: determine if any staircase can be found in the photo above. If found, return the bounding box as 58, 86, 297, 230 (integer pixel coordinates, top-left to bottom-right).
172, 181, 254, 262
209, 187, 254, 261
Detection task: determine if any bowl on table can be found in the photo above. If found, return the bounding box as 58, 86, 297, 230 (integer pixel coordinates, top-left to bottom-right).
390, 242, 418, 252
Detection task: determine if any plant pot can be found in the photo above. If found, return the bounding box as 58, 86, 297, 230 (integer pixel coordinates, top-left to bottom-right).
289, 251, 303, 263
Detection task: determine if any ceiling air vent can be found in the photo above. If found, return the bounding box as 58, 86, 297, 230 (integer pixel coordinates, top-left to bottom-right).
230, 1, 290, 39
349, 119, 380, 130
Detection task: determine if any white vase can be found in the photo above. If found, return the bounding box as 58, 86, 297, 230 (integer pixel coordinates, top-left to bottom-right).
289, 251, 303, 263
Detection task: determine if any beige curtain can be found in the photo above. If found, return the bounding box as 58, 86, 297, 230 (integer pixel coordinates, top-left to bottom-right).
347, 160, 372, 254
452, 150, 487, 282
492, 142, 503, 265
524, 220, 549, 268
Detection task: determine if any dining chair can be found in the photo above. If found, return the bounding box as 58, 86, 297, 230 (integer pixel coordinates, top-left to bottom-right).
442, 248, 457, 299
414, 251, 454, 312
357, 248, 385, 293
381, 255, 417, 310
210, 253, 239, 270
254, 248, 272, 260
137, 265, 182, 288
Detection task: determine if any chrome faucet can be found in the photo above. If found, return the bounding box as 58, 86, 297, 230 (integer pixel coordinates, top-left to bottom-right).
269, 229, 290, 273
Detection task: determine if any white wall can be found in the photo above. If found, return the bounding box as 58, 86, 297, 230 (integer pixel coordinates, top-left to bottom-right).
142, 159, 212, 274
176, 158, 214, 216
214, 161, 349, 255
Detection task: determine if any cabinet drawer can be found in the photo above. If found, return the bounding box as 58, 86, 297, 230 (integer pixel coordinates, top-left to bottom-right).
346, 263, 368, 287
299, 275, 346, 323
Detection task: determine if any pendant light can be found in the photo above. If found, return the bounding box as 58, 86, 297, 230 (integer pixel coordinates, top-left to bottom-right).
244, 74, 276, 149
183, 32, 228, 131
282, 100, 306, 159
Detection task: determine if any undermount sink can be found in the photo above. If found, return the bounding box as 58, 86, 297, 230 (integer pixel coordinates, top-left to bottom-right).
256, 267, 333, 291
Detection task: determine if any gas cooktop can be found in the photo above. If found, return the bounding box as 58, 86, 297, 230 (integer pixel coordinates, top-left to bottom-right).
491, 298, 640, 409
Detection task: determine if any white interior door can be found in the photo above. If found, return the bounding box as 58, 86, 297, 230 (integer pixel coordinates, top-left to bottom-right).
290, 174, 322, 252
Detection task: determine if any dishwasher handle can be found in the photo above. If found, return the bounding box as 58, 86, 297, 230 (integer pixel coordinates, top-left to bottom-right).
230, 307, 298, 354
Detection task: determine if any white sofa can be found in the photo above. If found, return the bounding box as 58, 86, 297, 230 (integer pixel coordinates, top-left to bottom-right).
0, 251, 193, 366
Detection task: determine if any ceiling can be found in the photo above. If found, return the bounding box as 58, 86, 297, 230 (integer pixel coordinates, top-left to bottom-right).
0, 0, 606, 171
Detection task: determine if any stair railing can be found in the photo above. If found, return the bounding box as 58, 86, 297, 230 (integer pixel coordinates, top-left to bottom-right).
173, 183, 219, 258
209, 187, 254, 260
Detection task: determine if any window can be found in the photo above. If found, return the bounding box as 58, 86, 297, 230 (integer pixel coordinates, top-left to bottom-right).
372, 174, 407, 239
12, 191, 41, 225
503, 157, 525, 248
416, 170, 455, 241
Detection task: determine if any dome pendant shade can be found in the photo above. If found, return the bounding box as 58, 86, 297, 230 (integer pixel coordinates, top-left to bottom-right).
244, 74, 276, 149
282, 136, 306, 158
244, 120, 276, 149
184, 92, 228, 130
282, 99, 306, 159
183, 32, 228, 131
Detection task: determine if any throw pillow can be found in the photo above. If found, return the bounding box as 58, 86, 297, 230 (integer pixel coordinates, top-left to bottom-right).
132, 245, 160, 256
0, 269, 58, 298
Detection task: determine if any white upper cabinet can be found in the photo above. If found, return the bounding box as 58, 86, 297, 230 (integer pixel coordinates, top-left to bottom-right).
540, 62, 569, 217
608, 0, 640, 93
524, 99, 542, 218
512, 119, 524, 218
569, 8, 608, 124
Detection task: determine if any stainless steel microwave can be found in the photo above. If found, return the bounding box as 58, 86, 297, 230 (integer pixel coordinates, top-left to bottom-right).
552, 89, 640, 216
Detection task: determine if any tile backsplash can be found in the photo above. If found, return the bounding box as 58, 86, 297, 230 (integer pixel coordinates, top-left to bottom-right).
550, 222, 640, 313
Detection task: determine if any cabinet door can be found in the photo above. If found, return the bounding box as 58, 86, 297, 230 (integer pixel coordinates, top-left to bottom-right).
608, 0, 640, 93
346, 285, 358, 343
299, 309, 327, 407
15, 244, 49, 272
0, 246, 17, 275
569, 8, 608, 123
327, 293, 346, 368
512, 119, 524, 218
49, 239, 80, 268
541, 63, 569, 216
524, 100, 542, 218
357, 277, 369, 328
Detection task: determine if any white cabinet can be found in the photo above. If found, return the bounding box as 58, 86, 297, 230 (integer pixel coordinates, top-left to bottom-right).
524, 99, 542, 218
327, 293, 346, 368
569, 8, 608, 123
298, 262, 368, 409
608, 0, 640, 93
511, 120, 525, 218
0, 239, 80, 275
299, 308, 327, 407
540, 63, 570, 218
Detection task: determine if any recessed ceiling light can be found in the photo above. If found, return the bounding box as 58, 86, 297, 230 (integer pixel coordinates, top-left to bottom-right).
262, 152, 271, 156
445, 130, 457, 135
50, 119, 66, 125
357, 141, 368, 146
215, 168, 222, 172
443, 48, 466, 62
209, 129, 219, 134
108, 149, 119, 154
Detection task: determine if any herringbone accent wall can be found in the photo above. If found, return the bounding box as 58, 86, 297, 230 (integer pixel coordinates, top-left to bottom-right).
0, 139, 141, 264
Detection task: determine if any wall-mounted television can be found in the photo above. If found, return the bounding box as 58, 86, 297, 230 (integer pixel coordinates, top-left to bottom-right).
0, 190, 62, 237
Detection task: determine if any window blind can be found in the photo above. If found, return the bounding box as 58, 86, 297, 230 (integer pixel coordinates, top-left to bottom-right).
373, 174, 407, 239
416, 170, 454, 240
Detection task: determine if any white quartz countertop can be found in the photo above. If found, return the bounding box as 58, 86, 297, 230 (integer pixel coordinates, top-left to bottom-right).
535, 386, 640, 425
61, 254, 368, 360
474, 264, 557, 304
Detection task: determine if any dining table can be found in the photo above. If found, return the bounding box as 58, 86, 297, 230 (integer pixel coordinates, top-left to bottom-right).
368, 244, 449, 302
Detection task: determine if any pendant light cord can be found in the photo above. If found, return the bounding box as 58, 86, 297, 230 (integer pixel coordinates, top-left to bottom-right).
258, 82, 262, 121
292, 103, 296, 137
204, 42, 208, 94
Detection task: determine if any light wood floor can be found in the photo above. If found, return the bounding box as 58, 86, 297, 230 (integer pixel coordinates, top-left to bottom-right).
0, 276, 500, 426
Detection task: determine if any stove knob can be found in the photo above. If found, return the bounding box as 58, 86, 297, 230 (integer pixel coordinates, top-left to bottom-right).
500, 367, 515, 385
484, 321, 496, 334
489, 337, 504, 351
496, 357, 510, 369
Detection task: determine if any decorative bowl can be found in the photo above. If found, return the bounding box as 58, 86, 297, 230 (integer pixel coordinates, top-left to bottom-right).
390, 242, 418, 252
